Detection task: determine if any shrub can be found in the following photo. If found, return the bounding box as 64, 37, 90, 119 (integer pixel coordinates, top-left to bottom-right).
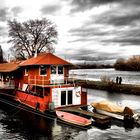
100, 75, 111, 83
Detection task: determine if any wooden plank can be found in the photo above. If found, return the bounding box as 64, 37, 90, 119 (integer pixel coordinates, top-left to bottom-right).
58, 105, 110, 120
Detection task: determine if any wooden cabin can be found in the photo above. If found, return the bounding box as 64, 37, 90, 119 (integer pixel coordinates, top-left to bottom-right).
0, 53, 87, 112
0, 62, 21, 99
18, 53, 70, 86
0, 62, 20, 90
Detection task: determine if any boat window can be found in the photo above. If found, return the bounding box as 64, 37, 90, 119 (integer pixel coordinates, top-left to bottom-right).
29, 86, 44, 98
51, 65, 56, 74
40, 65, 47, 75
37, 86, 44, 97
58, 66, 63, 74
44, 88, 50, 96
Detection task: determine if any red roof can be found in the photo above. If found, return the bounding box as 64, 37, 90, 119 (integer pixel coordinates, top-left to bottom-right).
20, 53, 72, 66
0, 63, 19, 72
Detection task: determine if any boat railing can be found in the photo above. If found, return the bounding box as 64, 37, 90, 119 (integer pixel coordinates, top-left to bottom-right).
0, 80, 15, 89
27, 76, 78, 86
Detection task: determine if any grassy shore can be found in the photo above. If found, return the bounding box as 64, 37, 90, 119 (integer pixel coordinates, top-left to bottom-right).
74, 79, 140, 95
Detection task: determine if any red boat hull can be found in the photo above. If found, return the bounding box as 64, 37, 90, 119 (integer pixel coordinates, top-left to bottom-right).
15, 90, 51, 112
56, 110, 92, 126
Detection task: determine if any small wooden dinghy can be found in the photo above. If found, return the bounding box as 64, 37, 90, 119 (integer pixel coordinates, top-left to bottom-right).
56, 110, 92, 126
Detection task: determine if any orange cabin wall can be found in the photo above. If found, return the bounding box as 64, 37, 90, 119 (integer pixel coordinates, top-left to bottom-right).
47, 66, 51, 81
21, 66, 50, 85
64, 67, 69, 77
81, 91, 87, 105
19, 65, 70, 86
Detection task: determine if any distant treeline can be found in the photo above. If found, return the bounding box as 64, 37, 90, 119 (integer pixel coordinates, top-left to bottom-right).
71, 64, 113, 69
114, 56, 140, 71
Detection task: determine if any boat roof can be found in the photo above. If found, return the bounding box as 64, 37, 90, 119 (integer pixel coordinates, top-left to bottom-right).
0, 62, 19, 72
20, 53, 72, 66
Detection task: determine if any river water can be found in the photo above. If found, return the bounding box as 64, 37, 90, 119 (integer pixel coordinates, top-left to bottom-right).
69, 68, 140, 85
0, 69, 140, 139
0, 89, 140, 140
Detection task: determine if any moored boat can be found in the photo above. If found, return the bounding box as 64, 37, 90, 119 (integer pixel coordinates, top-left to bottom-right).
91, 100, 140, 123
56, 110, 92, 126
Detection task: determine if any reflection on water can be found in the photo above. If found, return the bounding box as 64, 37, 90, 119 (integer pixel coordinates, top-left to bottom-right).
87, 89, 140, 140
0, 88, 140, 139
74, 131, 88, 140
87, 125, 140, 140
0, 104, 82, 140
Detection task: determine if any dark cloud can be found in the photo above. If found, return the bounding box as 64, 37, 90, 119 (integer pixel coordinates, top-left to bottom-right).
102, 38, 140, 46
70, 0, 122, 12
68, 38, 95, 43
100, 28, 140, 46
0, 6, 23, 22
121, 0, 140, 7
40, 4, 62, 15
59, 47, 98, 59
68, 0, 140, 47
60, 47, 120, 64
74, 55, 115, 62
92, 0, 140, 27
0, 8, 8, 21
125, 28, 140, 38
95, 11, 140, 27
69, 0, 140, 13
0, 6, 22, 39
69, 28, 107, 37
11, 6, 23, 17
68, 27, 110, 43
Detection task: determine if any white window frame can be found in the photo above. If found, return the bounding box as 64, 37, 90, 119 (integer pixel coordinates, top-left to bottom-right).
51, 65, 64, 75
60, 89, 73, 106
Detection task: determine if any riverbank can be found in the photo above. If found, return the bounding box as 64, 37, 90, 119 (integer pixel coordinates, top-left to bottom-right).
74, 79, 140, 95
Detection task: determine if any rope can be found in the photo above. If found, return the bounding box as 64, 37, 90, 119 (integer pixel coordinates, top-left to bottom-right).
0, 92, 15, 98
0, 97, 56, 120
9, 108, 22, 118
8, 90, 30, 116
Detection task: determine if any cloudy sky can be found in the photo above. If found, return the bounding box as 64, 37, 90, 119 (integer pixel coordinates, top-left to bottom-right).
0, 0, 140, 64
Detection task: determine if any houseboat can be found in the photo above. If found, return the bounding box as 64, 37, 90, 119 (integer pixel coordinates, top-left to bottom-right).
0, 53, 87, 112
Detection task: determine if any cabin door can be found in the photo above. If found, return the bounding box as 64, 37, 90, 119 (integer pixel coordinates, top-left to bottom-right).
61, 91, 66, 105
61, 90, 73, 105
67, 90, 72, 104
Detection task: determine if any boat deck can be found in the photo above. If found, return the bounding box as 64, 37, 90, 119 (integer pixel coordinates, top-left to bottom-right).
57, 105, 111, 123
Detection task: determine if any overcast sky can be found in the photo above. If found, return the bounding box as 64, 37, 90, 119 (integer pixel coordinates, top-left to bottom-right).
0, 0, 140, 64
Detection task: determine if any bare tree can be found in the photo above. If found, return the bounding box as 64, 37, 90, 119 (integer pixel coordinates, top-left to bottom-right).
8, 18, 58, 59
